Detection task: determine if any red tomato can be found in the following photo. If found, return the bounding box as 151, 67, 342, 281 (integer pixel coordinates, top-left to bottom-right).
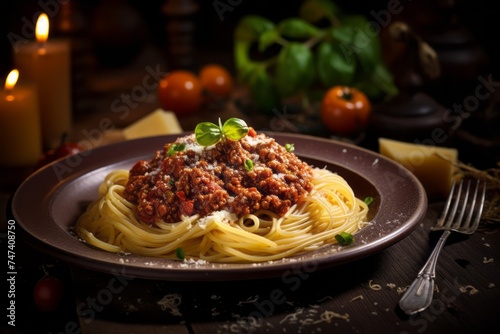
320, 86, 372, 135
33, 276, 64, 312
35, 141, 85, 170
158, 71, 202, 116
199, 64, 233, 99
56, 142, 84, 157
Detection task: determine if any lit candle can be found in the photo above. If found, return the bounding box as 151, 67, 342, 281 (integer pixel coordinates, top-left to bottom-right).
0, 70, 42, 166
14, 13, 72, 149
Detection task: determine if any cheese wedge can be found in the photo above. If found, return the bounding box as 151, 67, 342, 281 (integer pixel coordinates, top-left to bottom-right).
123, 109, 183, 140
378, 137, 458, 198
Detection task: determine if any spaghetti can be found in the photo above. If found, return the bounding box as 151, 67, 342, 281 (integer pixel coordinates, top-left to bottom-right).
75, 130, 369, 263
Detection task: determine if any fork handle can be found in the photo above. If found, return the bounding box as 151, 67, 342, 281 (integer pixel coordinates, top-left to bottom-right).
399, 230, 451, 315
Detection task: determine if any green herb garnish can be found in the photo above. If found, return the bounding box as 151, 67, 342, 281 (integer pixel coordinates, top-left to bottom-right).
175, 247, 185, 260
195, 118, 249, 147
244, 159, 254, 171
284, 143, 295, 152
335, 232, 354, 245
364, 196, 374, 206
167, 143, 186, 156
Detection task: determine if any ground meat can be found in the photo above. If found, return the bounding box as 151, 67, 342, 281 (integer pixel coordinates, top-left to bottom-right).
123, 130, 314, 225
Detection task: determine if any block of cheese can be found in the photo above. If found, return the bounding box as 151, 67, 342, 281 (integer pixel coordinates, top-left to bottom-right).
123, 109, 183, 140
378, 137, 458, 198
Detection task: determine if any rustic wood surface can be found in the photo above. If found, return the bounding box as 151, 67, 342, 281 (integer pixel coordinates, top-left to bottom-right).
3, 195, 499, 334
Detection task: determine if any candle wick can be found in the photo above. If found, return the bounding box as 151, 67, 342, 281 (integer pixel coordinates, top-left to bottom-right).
5, 90, 14, 101
37, 41, 47, 55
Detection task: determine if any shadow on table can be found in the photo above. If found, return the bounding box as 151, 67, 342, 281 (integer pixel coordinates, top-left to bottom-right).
71, 252, 383, 326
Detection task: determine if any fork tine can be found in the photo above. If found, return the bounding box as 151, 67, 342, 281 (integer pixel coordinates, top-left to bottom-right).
451, 180, 470, 230
469, 180, 486, 232
442, 180, 463, 229
432, 179, 486, 233
434, 181, 457, 229
461, 180, 479, 230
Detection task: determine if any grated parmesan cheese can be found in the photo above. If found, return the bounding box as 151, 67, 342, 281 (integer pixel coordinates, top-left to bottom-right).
157, 293, 183, 316
368, 280, 382, 291
315, 310, 350, 323
350, 295, 364, 301
459, 285, 479, 295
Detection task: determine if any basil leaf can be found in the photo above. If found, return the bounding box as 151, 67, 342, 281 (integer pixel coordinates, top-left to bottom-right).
195, 122, 222, 146
278, 18, 320, 39
329, 25, 356, 44
235, 15, 275, 43
343, 16, 382, 74
335, 232, 354, 245
234, 41, 252, 82
364, 196, 374, 206
316, 41, 356, 87
249, 67, 281, 111
299, 0, 341, 23
258, 29, 281, 52
370, 64, 399, 97
222, 118, 249, 141
275, 42, 315, 97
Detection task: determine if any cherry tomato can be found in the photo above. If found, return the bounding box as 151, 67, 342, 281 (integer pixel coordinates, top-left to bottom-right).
158, 70, 202, 116
56, 142, 84, 157
33, 276, 64, 312
199, 64, 233, 99
35, 140, 85, 170
320, 86, 372, 135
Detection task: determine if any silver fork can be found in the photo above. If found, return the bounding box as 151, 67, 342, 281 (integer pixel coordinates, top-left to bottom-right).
399, 179, 486, 315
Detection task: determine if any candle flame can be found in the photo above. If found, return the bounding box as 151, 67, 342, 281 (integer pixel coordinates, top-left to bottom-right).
5, 69, 19, 91
36, 13, 49, 43
4, 69, 19, 101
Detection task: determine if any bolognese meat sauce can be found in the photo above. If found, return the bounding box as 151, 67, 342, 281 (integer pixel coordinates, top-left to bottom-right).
123, 130, 314, 225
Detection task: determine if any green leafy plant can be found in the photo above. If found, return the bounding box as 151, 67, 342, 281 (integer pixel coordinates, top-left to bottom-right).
234, 0, 398, 111
195, 118, 249, 146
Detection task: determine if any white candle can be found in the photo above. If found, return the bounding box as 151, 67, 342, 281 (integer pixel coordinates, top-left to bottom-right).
14, 13, 72, 149
0, 70, 42, 166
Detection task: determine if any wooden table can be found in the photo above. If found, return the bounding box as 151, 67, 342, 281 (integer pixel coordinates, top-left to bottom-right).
3, 199, 499, 334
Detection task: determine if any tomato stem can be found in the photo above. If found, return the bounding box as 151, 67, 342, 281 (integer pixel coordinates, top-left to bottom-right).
340, 87, 353, 101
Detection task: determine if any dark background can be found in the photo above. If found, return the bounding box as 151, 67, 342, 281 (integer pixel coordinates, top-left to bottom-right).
1, 0, 498, 77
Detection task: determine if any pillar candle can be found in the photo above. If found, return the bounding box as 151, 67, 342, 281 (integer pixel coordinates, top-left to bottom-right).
14, 13, 72, 149
0, 70, 42, 166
